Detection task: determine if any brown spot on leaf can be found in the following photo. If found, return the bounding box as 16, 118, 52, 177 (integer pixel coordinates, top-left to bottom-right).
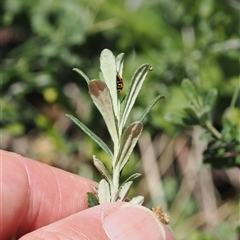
126, 122, 143, 138
89, 81, 106, 97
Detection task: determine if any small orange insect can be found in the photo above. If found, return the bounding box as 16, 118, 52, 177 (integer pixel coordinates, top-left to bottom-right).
116, 73, 124, 94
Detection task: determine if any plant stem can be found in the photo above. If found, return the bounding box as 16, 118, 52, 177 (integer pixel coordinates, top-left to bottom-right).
205, 120, 222, 139
111, 166, 120, 202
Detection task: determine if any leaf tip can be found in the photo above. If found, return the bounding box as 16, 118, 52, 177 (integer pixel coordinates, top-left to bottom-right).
87, 192, 100, 207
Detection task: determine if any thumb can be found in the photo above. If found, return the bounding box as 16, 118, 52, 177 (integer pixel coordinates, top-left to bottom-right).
20, 202, 175, 240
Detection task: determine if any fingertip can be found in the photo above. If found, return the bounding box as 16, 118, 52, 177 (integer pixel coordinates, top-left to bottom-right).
102, 203, 170, 240
20, 202, 175, 240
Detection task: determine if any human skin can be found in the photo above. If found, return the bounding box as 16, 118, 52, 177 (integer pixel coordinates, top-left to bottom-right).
0, 150, 175, 240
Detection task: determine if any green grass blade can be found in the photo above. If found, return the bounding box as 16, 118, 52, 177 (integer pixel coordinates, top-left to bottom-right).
93, 155, 111, 183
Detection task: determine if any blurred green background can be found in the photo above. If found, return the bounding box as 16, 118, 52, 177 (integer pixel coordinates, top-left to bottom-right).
1, 0, 239, 239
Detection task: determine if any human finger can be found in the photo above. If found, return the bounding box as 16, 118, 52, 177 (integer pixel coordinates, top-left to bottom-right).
20, 202, 175, 240
1, 150, 96, 239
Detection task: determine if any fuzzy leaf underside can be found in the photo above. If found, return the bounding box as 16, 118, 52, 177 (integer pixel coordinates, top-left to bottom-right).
118, 181, 133, 201
100, 49, 119, 120
120, 64, 152, 131
115, 53, 124, 76
93, 155, 111, 183
98, 179, 111, 204
88, 80, 119, 148
66, 114, 113, 158
129, 196, 144, 205
115, 121, 143, 170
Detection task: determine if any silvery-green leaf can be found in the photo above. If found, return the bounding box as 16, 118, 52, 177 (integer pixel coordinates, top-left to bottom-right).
73, 68, 90, 83
88, 80, 119, 149
129, 196, 144, 205
66, 114, 113, 158
100, 49, 119, 120
117, 181, 133, 201
122, 173, 141, 185
116, 53, 124, 76
120, 64, 152, 132
98, 179, 111, 204
93, 155, 111, 183
139, 95, 165, 122
87, 192, 99, 207
115, 121, 143, 169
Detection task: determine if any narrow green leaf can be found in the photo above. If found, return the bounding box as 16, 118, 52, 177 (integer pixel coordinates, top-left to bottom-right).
116, 53, 124, 76
87, 192, 99, 207
205, 88, 218, 121
73, 68, 90, 83
120, 64, 152, 132
98, 179, 111, 204
93, 155, 111, 183
118, 181, 133, 201
66, 114, 113, 158
115, 121, 143, 170
100, 49, 119, 120
88, 80, 119, 148
139, 95, 165, 122
181, 79, 201, 110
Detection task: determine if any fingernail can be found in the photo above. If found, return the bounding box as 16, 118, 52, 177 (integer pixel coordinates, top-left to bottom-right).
103, 204, 166, 240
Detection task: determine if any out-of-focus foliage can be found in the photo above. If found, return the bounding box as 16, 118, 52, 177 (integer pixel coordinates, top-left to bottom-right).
1, 0, 239, 161
1, 0, 239, 239
166, 79, 240, 168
